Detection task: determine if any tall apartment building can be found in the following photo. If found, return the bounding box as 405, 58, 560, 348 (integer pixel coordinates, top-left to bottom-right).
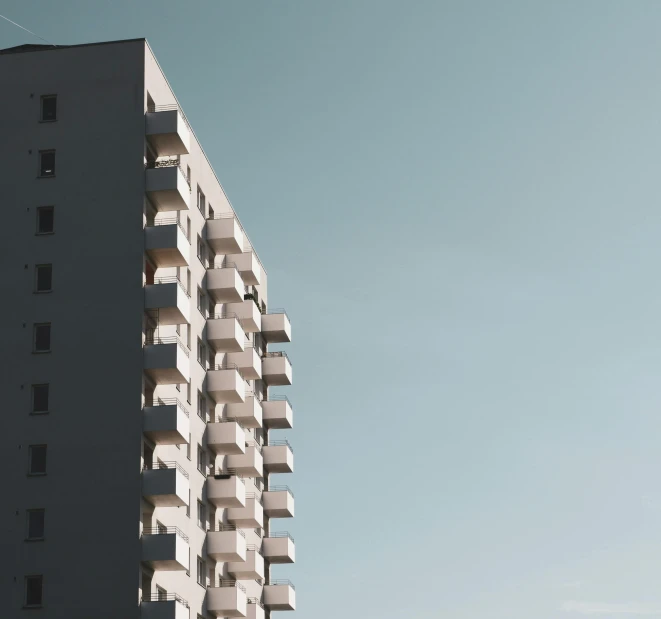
0, 39, 295, 619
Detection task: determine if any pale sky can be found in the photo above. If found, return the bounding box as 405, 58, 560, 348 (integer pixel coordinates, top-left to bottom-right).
4, 1, 661, 617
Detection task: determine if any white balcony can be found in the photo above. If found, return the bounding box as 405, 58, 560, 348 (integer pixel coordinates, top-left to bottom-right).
207, 527, 246, 562
143, 337, 190, 385
142, 463, 189, 507
206, 366, 245, 403
246, 600, 265, 619
206, 215, 244, 254
227, 395, 262, 429
207, 582, 247, 618
206, 420, 245, 455
141, 528, 189, 571
228, 548, 265, 580
226, 300, 262, 333
261, 352, 292, 386
143, 400, 190, 445
227, 443, 263, 477
146, 109, 190, 156
227, 347, 262, 380
226, 251, 261, 285
263, 487, 295, 518
261, 311, 291, 343
228, 495, 263, 528
263, 441, 294, 474
262, 397, 293, 429
264, 581, 296, 611
207, 473, 246, 508
262, 533, 295, 564
207, 316, 244, 352
145, 221, 189, 268
206, 266, 244, 304
141, 595, 189, 619
144, 280, 190, 326
146, 164, 190, 212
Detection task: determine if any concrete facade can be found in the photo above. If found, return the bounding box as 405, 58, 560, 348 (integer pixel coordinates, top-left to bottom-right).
0, 39, 295, 618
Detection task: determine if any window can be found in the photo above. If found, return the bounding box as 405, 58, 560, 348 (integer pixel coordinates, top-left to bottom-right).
33, 323, 51, 353
186, 216, 191, 241
197, 391, 207, 422
197, 235, 207, 266
197, 500, 206, 530
186, 490, 190, 517
208, 204, 214, 219
197, 186, 206, 216
197, 445, 207, 474
40, 95, 57, 121
186, 165, 191, 185
39, 150, 55, 177
197, 287, 207, 317
35, 264, 53, 292
197, 556, 206, 587
186, 381, 191, 405
197, 337, 206, 369
36, 206, 54, 234
24, 575, 43, 607
26, 509, 45, 540
31, 384, 49, 414
187, 434, 191, 460
186, 269, 191, 301
28, 445, 47, 475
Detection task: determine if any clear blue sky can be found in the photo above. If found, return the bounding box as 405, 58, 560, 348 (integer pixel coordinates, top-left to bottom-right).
4, 1, 661, 617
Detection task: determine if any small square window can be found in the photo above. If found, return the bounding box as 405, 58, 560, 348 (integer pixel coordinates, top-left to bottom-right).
40, 95, 57, 122
28, 445, 47, 475
24, 575, 43, 607
26, 509, 45, 540
39, 151, 55, 177
31, 384, 49, 414
35, 264, 53, 292
33, 323, 51, 353
36, 207, 54, 234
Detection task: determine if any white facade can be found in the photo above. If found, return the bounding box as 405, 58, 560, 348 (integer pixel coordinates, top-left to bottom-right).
0, 38, 295, 618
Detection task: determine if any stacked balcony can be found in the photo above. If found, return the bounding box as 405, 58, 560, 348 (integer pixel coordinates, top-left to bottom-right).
246, 599, 265, 619
264, 581, 296, 611
263, 440, 294, 474
228, 547, 265, 580
227, 394, 262, 428
261, 351, 293, 386
207, 581, 247, 618
207, 526, 246, 562
146, 107, 190, 156
141, 527, 189, 571
206, 213, 244, 254
143, 399, 190, 445
206, 263, 244, 304
142, 462, 189, 507
145, 219, 189, 268
261, 309, 291, 343
228, 494, 264, 528
144, 277, 190, 326
207, 472, 246, 508
227, 346, 262, 380
226, 250, 261, 285
262, 532, 295, 564
262, 396, 293, 429
206, 420, 245, 455
226, 299, 261, 333
145, 161, 190, 212
263, 487, 295, 518
206, 314, 244, 352
141, 594, 189, 619
143, 335, 190, 385
206, 363, 245, 403
227, 442, 263, 477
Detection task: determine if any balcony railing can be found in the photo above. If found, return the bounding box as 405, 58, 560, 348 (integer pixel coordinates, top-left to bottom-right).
267, 531, 295, 542
215, 580, 247, 592
145, 158, 191, 188
267, 580, 295, 590
246, 492, 263, 503
267, 394, 291, 405
144, 461, 189, 478
210, 362, 244, 376
208, 524, 246, 537
144, 335, 190, 357
143, 398, 190, 417
209, 469, 246, 483
267, 485, 294, 498
247, 598, 265, 608
152, 276, 190, 298
265, 440, 293, 453
142, 526, 190, 543
146, 217, 187, 236
262, 351, 291, 363
141, 593, 189, 607
262, 307, 290, 319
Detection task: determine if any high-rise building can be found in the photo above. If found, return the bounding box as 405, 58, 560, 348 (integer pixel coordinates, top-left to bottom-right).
0, 38, 295, 619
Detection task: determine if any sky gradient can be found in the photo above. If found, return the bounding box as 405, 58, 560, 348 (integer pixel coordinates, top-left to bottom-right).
4, 1, 661, 617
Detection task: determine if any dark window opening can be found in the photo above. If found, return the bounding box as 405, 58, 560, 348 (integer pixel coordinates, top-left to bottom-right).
26, 509, 45, 540
28, 445, 47, 475
36, 207, 54, 234
40, 95, 57, 121
39, 151, 55, 177
31, 384, 49, 413
33, 323, 51, 352
35, 264, 52, 292
25, 575, 43, 607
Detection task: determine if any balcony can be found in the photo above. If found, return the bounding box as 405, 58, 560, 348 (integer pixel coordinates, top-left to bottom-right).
261, 352, 293, 386
228, 547, 265, 580
142, 462, 189, 507
228, 494, 263, 528
141, 594, 189, 619
262, 396, 293, 429
227, 394, 262, 429
226, 251, 261, 285
207, 581, 247, 618
143, 336, 190, 385
145, 220, 189, 268
226, 299, 261, 333
207, 526, 246, 562
264, 581, 296, 611
206, 420, 245, 455
262, 532, 295, 564
141, 527, 189, 571
246, 599, 265, 619
263, 487, 295, 518
206, 265, 244, 304
207, 473, 246, 508
146, 107, 190, 156
206, 364, 245, 403
261, 310, 291, 343
144, 278, 190, 326
145, 162, 190, 212
143, 399, 190, 445
263, 441, 294, 474
206, 213, 244, 254
227, 346, 262, 380
227, 442, 263, 477
207, 315, 244, 352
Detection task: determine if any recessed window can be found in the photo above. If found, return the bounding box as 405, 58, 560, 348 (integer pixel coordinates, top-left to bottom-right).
31, 384, 49, 414
197, 444, 206, 474
26, 509, 45, 540
28, 445, 47, 475
24, 575, 43, 607
33, 323, 51, 353
36, 206, 54, 234
40, 95, 57, 122
39, 150, 55, 177
197, 556, 206, 587
35, 264, 53, 292
197, 500, 206, 530
197, 186, 206, 216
